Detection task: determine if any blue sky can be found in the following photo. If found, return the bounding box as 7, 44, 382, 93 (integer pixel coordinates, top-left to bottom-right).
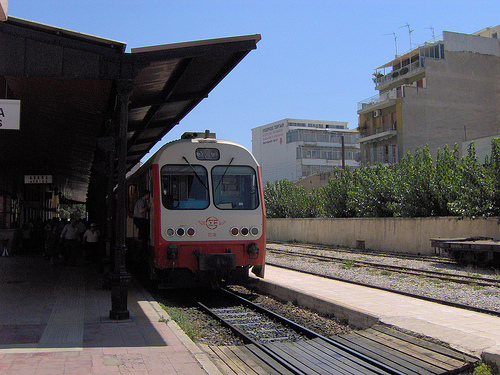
7, 0, 499, 159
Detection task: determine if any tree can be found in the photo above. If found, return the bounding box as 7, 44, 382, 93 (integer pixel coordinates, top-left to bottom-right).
448, 142, 494, 218
264, 179, 323, 218
393, 146, 440, 217
488, 138, 500, 216
321, 168, 356, 218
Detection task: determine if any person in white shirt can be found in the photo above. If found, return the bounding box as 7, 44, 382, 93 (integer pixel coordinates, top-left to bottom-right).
60, 218, 83, 265
83, 223, 100, 263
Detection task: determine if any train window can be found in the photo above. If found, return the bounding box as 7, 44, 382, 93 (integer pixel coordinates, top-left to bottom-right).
161, 165, 209, 210
212, 166, 259, 210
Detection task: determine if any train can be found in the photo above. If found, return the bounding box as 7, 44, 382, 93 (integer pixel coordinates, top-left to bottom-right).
125, 131, 266, 288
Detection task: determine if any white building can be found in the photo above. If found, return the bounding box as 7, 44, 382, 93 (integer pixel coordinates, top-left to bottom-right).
252, 119, 360, 185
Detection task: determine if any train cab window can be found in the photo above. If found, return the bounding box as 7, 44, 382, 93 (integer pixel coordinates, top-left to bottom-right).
161, 165, 209, 210
212, 166, 259, 210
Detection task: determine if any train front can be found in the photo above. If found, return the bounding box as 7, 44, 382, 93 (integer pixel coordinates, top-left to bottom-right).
151, 135, 266, 288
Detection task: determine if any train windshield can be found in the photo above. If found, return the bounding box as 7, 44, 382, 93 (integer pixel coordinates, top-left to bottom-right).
161, 165, 209, 210
212, 166, 259, 210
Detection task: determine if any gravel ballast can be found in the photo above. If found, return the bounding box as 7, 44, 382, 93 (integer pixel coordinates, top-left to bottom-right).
267, 243, 500, 313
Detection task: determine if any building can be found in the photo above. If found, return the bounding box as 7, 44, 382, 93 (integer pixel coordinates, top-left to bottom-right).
357, 25, 500, 165
251, 119, 359, 185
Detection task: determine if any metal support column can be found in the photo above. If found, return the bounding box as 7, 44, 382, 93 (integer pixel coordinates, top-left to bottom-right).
109, 79, 134, 320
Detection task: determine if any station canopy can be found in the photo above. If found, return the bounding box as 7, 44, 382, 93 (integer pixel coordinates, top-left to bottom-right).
0, 17, 260, 202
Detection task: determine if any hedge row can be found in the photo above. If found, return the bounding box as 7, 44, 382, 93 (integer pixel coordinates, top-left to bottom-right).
264, 139, 500, 219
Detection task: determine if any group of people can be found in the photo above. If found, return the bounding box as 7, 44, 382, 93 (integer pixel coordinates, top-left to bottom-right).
41, 218, 101, 266
16, 190, 150, 266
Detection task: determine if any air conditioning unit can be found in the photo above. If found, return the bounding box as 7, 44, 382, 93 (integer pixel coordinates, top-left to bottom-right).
372, 109, 381, 117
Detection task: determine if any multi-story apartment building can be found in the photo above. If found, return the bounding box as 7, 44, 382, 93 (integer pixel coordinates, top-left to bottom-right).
357, 25, 500, 165
251, 118, 359, 185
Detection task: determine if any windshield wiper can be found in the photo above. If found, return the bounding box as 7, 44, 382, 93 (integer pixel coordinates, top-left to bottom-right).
214, 157, 234, 192
182, 156, 208, 191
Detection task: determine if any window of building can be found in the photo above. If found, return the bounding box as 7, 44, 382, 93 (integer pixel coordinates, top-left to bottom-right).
420, 43, 444, 59
287, 130, 299, 143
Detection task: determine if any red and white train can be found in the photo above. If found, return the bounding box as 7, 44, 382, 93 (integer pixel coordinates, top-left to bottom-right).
126, 131, 266, 288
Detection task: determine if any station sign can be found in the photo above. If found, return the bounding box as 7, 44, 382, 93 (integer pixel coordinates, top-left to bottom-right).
24, 175, 53, 184
0, 99, 21, 130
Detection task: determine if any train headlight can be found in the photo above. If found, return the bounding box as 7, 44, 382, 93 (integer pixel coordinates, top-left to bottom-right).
165, 228, 175, 237
250, 227, 259, 236
176, 227, 185, 237
167, 243, 178, 260
240, 227, 249, 236
247, 243, 259, 256
195, 148, 220, 160
230, 227, 239, 236
186, 227, 196, 237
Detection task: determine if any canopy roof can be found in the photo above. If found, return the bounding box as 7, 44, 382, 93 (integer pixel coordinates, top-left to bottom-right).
0, 17, 260, 202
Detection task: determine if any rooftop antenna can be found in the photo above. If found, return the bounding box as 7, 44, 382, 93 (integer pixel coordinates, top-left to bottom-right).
399, 23, 414, 50
425, 26, 435, 42
384, 32, 398, 57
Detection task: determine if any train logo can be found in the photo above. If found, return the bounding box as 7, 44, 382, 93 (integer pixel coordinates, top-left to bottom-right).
199, 217, 226, 230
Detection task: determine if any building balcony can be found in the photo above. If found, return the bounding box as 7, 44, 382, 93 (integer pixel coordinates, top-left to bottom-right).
362, 144, 399, 165
374, 60, 424, 91
357, 91, 398, 114
359, 124, 397, 144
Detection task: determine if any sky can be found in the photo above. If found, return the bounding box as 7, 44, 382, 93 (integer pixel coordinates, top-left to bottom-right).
6, 0, 500, 161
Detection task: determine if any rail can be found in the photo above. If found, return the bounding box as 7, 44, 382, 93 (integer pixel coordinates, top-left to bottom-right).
198, 288, 403, 375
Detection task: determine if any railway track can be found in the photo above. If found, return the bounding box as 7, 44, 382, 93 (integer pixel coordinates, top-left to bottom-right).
269, 242, 456, 265
265, 246, 500, 317
198, 289, 477, 375
268, 247, 500, 288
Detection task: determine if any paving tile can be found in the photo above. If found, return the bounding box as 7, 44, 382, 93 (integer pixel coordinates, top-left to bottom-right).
0, 256, 212, 375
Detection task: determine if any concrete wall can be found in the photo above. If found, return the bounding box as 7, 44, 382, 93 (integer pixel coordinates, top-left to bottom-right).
267, 217, 500, 255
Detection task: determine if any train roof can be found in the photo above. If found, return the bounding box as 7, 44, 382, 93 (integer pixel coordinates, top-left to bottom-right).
127, 134, 255, 178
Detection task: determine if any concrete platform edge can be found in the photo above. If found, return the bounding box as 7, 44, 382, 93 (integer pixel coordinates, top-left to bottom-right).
250, 278, 380, 329
249, 277, 500, 367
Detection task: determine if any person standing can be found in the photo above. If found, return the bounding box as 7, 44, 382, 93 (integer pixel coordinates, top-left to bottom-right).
133, 190, 151, 243
83, 223, 100, 263
60, 218, 82, 265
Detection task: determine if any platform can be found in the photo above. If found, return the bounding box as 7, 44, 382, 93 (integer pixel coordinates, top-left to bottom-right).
252, 265, 500, 366
0, 255, 220, 375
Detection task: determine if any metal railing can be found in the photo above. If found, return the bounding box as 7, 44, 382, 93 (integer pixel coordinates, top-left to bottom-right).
375, 60, 422, 87
359, 123, 397, 138
358, 89, 400, 111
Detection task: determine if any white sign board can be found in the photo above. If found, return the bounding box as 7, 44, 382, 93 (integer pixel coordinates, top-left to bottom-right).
0, 99, 21, 130
24, 175, 53, 184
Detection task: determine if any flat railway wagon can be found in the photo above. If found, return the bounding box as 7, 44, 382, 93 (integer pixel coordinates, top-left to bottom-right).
431, 237, 500, 267
125, 131, 266, 288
